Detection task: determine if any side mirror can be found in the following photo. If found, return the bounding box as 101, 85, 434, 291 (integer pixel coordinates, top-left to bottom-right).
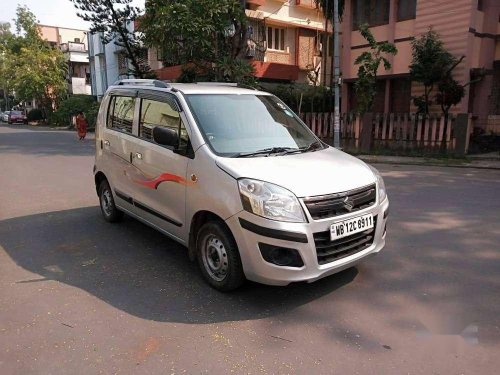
153, 126, 178, 147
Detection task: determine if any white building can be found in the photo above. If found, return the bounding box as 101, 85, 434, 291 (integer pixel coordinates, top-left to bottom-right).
87, 22, 137, 100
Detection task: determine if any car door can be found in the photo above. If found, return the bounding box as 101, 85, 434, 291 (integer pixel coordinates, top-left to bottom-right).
128, 92, 191, 242
100, 91, 140, 211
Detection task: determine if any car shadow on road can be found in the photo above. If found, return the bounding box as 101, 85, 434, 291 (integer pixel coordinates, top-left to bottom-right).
0, 206, 357, 324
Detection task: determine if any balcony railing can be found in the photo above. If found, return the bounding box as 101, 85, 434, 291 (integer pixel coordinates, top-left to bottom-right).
60, 42, 87, 53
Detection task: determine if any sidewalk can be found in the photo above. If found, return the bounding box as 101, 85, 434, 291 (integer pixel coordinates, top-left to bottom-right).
357, 154, 500, 170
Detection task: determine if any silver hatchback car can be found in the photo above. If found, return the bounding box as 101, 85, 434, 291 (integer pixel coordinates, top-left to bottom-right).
94, 79, 389, 291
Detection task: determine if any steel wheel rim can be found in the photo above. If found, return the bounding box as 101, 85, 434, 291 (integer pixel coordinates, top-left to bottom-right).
101, 189, 113, 216
201, 234, 228, 282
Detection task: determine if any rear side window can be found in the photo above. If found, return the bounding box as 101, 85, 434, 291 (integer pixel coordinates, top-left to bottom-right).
139, 98, 188, 149
107, 96, 135, 134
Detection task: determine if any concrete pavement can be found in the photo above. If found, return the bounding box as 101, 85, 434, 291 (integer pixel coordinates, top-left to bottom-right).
1, 124, 499, 374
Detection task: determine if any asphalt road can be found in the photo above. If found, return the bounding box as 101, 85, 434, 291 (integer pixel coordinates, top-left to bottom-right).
1, 124, 499, 374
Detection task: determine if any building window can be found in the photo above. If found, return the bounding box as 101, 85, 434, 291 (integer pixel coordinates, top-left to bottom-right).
107, 96, 135, 134
352, 0, 390, 30
74, 37, 80, 43
118, 53, 128, 75
477, 0, 484, 11
397, 0, 417, 21
267, 26, 285, 51
390, 79, 411, 112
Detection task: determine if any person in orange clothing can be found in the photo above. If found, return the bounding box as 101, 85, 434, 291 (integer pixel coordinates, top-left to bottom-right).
76, 111, 88, 141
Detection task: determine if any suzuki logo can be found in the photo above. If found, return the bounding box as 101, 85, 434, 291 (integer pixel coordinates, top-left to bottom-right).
343, 196, 354, 211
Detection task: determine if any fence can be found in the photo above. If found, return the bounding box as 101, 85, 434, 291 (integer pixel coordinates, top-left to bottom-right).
300, 112, 472, 155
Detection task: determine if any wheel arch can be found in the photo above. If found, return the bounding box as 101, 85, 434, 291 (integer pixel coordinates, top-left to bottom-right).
188, 210, 235, 262
94, 171, 108, 195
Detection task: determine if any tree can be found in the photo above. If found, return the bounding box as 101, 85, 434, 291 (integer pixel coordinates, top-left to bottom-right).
434, 55, 467, 117
409, 28, 460, 115
0, 22, 14, 110
140, 0, 254, 83
3, 6, 67, 116
354, 24, 397, 114
71, 0, 152, 78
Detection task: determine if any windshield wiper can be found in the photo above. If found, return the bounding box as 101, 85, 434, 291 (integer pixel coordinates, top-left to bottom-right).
234, 147, 296, 158
298, 140, 323, 153
276, 141, 323, 155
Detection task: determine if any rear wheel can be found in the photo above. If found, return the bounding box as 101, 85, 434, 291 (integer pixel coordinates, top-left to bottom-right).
197, 221, 245, 292
98, 180, 123, 223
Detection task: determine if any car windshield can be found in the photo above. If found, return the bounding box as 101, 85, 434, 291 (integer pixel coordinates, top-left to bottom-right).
185, 94, 321, 156
11, 111, 22, 115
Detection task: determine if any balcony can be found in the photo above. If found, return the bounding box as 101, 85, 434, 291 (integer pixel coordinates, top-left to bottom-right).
60, 42, 87, 53
253, 61, 299, 81
69, 77, 91, 95
295, 0, 318, 8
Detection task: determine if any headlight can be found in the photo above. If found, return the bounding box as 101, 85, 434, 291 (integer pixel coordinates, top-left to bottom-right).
369, 166, 387, 202
238, 179, 306, 223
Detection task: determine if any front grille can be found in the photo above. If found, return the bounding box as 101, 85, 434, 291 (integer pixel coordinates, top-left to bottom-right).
303, 184, 376, 220
314, 216, 377, 265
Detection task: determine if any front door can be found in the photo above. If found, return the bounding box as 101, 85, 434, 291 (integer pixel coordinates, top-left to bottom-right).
128, 93, 191, 242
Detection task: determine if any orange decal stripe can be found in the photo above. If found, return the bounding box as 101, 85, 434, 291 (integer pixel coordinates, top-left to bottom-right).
134, 173, 193, 189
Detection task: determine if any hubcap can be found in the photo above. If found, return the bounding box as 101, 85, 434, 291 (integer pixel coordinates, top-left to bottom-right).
101, 189, 113, 216
201, 235, 228, 282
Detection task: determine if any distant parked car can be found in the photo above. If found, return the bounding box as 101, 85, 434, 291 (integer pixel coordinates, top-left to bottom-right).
7, 111, 27, 124
1, 111, 10, 122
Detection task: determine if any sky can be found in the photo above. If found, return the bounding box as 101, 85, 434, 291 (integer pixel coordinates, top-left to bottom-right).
0, 0, 145, 31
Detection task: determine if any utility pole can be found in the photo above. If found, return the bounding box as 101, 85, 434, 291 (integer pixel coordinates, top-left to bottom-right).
333, 0, 340, 148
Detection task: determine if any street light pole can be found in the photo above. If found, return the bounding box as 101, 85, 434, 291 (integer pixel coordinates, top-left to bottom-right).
333, 0, 340, 148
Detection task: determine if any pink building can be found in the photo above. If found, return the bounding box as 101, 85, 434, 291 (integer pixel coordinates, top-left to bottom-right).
340, 0, 500, 133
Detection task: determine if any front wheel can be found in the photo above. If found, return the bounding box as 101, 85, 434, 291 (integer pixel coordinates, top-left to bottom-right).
196, 222, 245, 292
98, 180, 123, 223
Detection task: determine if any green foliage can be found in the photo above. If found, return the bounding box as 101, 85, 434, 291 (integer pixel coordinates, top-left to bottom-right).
215, 57, 257, 86
1, 6, 67, 116
436, 76, 465, 116
409, 28, 461, 115
141, 0, 252, 83
354, 24, 397, 114
71, 0, 152, 78
266, 84, 334, 114
51, 95, 99, 128
27, 108, 44, 121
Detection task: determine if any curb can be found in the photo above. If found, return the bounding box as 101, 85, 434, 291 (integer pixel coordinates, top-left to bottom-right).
357, 157, 500, 170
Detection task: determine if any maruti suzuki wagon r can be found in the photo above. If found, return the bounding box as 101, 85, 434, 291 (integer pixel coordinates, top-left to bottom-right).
94, 79, 389, 291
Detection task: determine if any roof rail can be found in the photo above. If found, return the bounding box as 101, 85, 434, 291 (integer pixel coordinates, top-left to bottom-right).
195, 82, 258, 90
195, 82, 237, 87
113, 79, 171, 88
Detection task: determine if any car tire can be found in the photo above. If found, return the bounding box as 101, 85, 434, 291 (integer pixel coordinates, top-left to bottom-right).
98, 180, 124, 223
196, 221, 245, 292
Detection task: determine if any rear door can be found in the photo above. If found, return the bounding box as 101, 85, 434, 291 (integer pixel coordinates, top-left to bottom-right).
100, 91, 139, 211
128, 92, 192, 241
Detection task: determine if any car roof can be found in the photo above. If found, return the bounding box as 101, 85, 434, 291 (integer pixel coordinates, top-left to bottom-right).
107, 81, 271, 96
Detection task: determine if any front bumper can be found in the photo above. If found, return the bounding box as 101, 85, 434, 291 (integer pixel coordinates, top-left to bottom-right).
226, 197, 389, 286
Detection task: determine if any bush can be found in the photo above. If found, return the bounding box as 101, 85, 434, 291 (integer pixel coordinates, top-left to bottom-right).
265, 84, 334, 114
27, 108, 44, 121
50, 95, 99, 128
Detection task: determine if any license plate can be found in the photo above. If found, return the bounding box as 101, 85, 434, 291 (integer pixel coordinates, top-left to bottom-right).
330, 213, 374, 241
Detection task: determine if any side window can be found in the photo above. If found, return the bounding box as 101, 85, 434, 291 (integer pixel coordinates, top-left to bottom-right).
107, 96, 135, 134
139, 98, 189, 150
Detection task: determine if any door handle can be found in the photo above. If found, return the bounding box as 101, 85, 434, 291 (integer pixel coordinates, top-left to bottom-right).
104, 140, 110, 147
131, 152, 142, 162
